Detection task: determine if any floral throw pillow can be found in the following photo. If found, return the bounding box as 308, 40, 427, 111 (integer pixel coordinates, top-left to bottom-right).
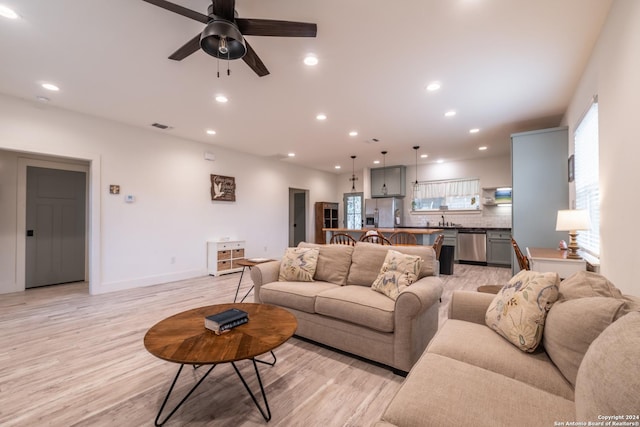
278, 247, 320, 282
485, 269, 560, 352
371, 250, 423, 300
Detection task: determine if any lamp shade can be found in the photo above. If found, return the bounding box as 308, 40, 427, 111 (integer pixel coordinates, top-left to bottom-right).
556, 209, 591, 231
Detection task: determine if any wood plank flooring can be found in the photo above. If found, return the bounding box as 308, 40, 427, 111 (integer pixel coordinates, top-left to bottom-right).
0, 264, 510, 427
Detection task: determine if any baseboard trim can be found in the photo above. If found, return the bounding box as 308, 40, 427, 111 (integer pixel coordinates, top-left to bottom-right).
94, 268, 207, 294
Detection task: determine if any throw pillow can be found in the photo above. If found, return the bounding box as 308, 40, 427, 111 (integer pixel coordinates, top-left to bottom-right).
297, 242, 354, 285
558, 271, 623, 301
371, 250, 423, 300
543, 296, 625, 387
485, 269, 560, 352
278, 247, 320, 282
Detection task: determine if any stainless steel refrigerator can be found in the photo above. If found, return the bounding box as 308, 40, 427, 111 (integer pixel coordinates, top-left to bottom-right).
364, 198, 403, 228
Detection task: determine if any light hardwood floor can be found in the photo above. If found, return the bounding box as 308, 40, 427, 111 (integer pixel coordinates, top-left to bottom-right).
0, 264, 511, 427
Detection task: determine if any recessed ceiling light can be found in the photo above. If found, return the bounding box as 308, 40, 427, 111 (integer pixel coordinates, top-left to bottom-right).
478, 146, 488, 151
349, 131, 358, 137
303, 54, 318, 66
426, 81, 441, 92
41, 83, 60, 91
373, 160, 380, 165
436, 159, 444, 164
215, 95, 228, 103
206, 129, 216, 135
316, 114, 327, 121
334, 165, 341, 169
469, 128, 480, 134
444, 110, 456, 117
288, 152, 295, 157
420, 154, 428, 158
0, 5, 19, 19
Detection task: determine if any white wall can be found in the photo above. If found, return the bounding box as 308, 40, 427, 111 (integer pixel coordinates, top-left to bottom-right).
562, 0, 640, 295
0, 94, 337, 294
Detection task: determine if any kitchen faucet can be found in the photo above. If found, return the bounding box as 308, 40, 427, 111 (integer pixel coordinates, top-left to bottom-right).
441, 215, 445, 226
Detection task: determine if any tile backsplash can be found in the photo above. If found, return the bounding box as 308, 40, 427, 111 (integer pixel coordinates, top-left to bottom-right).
404, 206, 512, 229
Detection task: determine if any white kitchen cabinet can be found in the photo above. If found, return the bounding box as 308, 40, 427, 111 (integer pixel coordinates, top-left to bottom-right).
207, 240, 245, 275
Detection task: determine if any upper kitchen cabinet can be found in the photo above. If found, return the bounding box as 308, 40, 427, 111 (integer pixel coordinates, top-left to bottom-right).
371, 165, 406, 198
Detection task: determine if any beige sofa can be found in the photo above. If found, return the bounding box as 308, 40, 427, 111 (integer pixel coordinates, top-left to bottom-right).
376, 271, 640, 426
250, 241, 443, 373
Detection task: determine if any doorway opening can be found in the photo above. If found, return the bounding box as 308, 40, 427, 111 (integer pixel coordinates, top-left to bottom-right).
289, 188, 308, 247
343, 192, 364, 229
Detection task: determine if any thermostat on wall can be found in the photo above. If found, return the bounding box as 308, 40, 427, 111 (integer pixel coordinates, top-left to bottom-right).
125, 195, 135, 203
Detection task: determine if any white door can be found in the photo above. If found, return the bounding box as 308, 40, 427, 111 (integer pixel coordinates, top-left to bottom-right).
26, 167, 86, 288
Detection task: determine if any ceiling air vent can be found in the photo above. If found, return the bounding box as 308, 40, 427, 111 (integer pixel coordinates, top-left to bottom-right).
151, 122, 172, 130
364, 138, 380, 144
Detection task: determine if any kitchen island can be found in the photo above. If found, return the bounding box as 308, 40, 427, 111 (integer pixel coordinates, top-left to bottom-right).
321, 228, 444, 245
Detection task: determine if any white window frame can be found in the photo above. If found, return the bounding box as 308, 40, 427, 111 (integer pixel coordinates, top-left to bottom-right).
573, 97, 600, 256
412, 178, 480, 212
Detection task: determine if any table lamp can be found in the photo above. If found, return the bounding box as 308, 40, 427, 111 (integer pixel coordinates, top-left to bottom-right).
555, 209, 591, 259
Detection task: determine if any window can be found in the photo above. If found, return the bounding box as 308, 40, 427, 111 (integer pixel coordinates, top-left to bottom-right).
343, 192, 363, 229
412, 178, 480, 211
574, 99, 600, 256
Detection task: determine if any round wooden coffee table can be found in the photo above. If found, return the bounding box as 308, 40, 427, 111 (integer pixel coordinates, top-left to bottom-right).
144, 303, 297, 426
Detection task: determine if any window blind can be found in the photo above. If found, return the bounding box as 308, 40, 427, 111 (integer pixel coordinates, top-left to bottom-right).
574, 100, 600, 256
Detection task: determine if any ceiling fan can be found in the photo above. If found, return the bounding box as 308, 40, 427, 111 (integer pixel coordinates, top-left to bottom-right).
142, 0, 317, 77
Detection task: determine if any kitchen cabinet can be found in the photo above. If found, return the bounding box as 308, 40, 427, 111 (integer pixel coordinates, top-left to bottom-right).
482, 187, 512, 206
511, 127, 569, 274
207, 240, 245, 275
315, 202, 339, 243
371, 165, 406, 198
487, 230, 512, 266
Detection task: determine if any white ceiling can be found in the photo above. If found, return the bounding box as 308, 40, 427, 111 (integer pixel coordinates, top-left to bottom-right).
0, 0, 612, 173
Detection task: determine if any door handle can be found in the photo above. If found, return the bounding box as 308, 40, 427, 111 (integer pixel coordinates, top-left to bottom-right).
26, 229, 35, 237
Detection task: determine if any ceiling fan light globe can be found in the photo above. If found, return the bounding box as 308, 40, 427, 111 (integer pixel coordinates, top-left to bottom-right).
200, 20, 246, 60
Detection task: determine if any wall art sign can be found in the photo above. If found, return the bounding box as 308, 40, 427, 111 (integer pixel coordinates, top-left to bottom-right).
211, 174, 236, 201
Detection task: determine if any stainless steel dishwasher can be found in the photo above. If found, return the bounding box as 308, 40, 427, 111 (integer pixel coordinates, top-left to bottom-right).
457, 229, 487, 265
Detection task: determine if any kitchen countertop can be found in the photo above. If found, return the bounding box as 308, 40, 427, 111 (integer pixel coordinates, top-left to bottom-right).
322, 228, 444, 235
398, 226, 512, 231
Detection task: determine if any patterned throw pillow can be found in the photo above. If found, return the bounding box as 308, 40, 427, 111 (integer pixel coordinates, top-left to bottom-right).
371, 250, 423, 300
278, 247, 320, 282
485, 269, 560, 352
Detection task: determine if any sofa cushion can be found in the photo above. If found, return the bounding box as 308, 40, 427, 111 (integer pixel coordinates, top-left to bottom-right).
575, 312, 640, 421
298, 242, 353, 286
278, 247, 319, 282
428, 319, 574, 400
260, 281, 339, 314
380, 353, 575, 427
315, 285, 395, 332
543, 296, 625, 387
347, 242, 435, 286
485, 270, 559, 352
371, 250, 423, 300
558, 271, 623, 301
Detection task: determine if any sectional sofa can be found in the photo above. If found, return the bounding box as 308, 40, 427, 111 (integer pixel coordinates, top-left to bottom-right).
249, 241, 443, 373
375, 271, 640, 426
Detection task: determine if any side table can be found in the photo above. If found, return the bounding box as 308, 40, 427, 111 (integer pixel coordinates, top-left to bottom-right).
233, 258, 275, 303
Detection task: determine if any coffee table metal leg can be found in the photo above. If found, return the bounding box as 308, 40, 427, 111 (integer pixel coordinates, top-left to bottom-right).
154, 363, 217, 427
231, 359, 271, 421
255, 350, 277, 366
233, 267, 248, 302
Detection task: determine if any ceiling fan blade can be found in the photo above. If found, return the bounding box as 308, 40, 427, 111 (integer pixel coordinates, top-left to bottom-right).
236, 19, 317, 37
242, 41, 269, 77
168, 33, 202, 61
142, 0, 209, 23
212, 0, 236, 21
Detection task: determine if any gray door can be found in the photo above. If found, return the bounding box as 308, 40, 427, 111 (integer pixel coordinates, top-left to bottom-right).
26, 167, 86, 288
293, 192, 306, 246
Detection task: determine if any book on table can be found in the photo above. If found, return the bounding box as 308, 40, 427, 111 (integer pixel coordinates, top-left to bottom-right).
205, 308, 249, 334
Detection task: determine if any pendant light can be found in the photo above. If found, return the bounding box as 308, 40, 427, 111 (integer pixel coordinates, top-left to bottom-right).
381, 151, 388, 195
350, 155, 358, 192
412, 146, 420, 210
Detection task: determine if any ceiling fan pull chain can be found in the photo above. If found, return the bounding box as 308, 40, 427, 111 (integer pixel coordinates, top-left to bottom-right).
227, 50, 231, 76
217, 57, 220, 78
